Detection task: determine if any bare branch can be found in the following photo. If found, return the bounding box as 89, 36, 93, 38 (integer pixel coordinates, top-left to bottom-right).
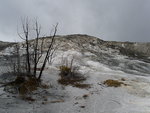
38, 23, 58, 80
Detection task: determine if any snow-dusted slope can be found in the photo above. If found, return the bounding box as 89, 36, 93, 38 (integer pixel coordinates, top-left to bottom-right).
0, 34, 150, 113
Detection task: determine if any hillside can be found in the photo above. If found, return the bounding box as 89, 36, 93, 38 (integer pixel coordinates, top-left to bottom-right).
0, 34, 150, 113
45, 34, 150, 57
0, 41, 16, 51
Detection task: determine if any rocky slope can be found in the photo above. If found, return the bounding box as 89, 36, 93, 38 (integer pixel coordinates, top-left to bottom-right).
1, 34, 150, 57
0, 41, 16, 51
45, 34, 150, 57
0, 34, 150, 113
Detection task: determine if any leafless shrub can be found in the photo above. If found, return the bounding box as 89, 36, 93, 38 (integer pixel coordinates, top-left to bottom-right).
17, 18, 58, 81
1, 18, 58, 97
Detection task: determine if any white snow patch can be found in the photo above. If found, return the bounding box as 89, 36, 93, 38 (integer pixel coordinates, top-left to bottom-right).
0, 47, 150, 113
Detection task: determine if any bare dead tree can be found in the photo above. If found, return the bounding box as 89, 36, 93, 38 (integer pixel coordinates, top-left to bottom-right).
0, 18, 59, 95
17, 18, 58, 81
18, 18, 43, 76
18, 18, 31, 74
38, 23, 58, 80
33, 20, 41, 76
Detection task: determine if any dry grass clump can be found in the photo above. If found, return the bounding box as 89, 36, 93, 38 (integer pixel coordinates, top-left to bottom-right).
58, 65, 90, 89
58, 76, 90, 89
4, 74, 51, 98
18, 77, 39, 95
103, 79, 125, 87
14, 76, 26, 85
73, 83, 90, 89
19, 78, 50, 96
58, 76, 85, 85
59, 65, 73, 77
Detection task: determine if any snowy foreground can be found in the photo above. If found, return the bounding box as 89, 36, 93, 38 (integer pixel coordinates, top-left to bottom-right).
0, 45, 150, 113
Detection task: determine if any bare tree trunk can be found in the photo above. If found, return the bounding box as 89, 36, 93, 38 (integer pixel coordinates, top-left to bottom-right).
38, 24, 58, 80
19, 18, 31, 74
33, 20, 41, 76
24, 20, 31, 74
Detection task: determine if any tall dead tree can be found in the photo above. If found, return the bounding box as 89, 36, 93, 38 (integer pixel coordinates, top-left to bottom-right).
38, 23, 58, 80
17, 18, 58, 81
18, 18, 31, 74
33, 20, 41, 76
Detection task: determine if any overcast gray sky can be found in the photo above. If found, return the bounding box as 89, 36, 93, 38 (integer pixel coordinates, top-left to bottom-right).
0, 0, 150, 42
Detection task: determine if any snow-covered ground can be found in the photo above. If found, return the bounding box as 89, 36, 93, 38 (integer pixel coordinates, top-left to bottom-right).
0, 41, 150, 113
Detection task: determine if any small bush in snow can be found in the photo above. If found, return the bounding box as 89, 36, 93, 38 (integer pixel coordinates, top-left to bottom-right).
59, 65, 72, 77
18, 77, 39, 96
58, 64, 90, 89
